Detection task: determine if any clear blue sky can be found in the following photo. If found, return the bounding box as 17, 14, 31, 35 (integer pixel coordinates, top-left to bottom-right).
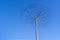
0, 0, 60, 40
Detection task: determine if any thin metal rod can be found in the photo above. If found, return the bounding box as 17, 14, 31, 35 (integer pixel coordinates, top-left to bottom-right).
35, 18, 38, 40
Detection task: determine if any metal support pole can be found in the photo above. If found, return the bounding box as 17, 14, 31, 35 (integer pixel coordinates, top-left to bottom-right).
35, 18, 38, 40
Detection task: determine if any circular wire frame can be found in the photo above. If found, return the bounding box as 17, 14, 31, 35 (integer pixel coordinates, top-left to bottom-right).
23, 3, 50, 24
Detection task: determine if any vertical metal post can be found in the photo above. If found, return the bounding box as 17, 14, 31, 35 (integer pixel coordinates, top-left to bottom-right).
35, 17, 38, 40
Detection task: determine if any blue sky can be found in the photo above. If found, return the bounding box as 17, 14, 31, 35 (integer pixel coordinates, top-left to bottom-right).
0, 0, 60, 40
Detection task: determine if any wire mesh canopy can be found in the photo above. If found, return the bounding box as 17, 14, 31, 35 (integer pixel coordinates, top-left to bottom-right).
23, 3, 50, 23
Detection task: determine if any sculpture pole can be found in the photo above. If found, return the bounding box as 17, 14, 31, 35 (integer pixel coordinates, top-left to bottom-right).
35, 17, 38, 40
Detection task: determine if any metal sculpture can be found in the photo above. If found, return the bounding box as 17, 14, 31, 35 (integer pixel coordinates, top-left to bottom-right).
23, 3, 49, 40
